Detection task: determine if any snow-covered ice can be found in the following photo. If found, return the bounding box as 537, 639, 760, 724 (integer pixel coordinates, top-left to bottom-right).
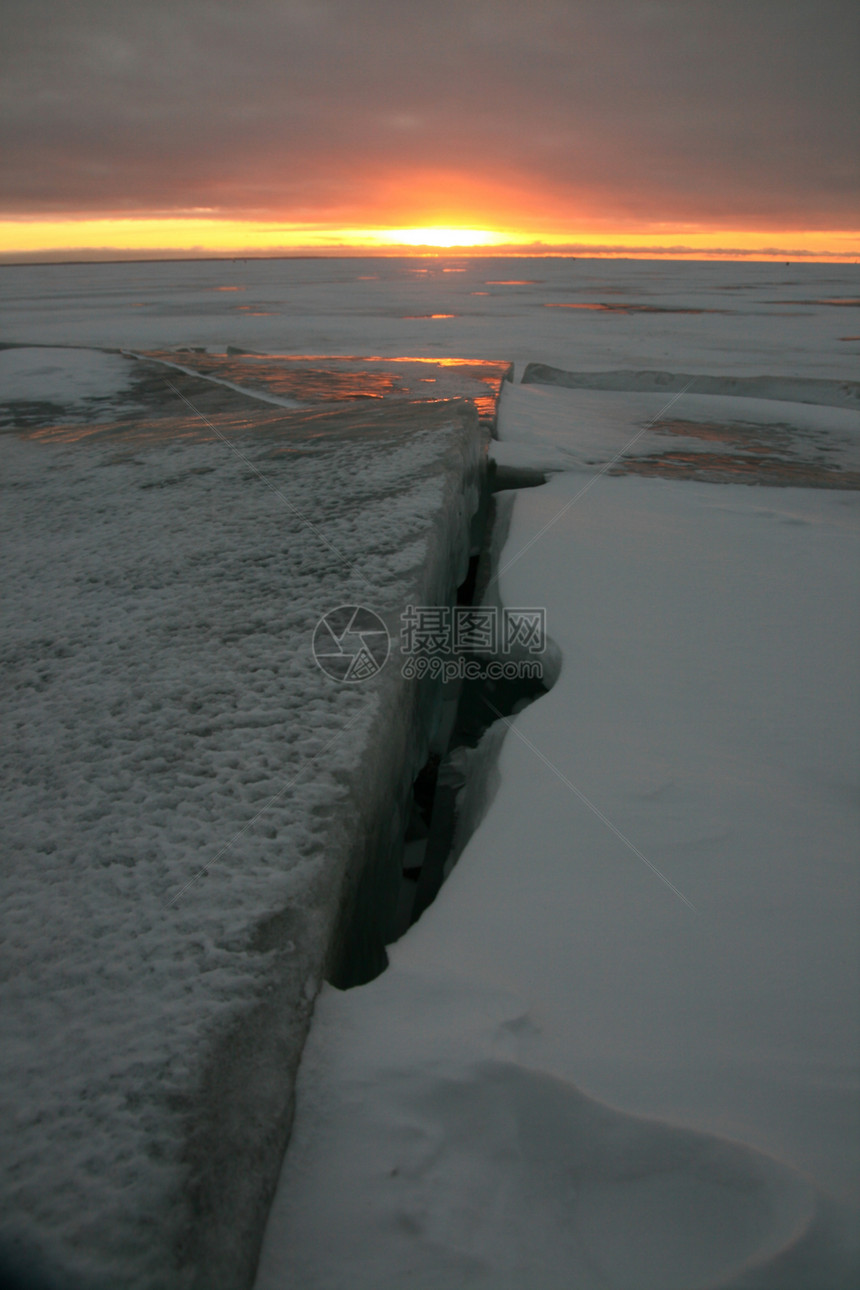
0, 345, 144, 431
2, 257, 858, 379
0, 361, 485, 1287
490, 382, 860, 481
0, 346, 137, 404
1, 256, 858, 1289
252, 265, 858, 1290
256, 411, 860, 1290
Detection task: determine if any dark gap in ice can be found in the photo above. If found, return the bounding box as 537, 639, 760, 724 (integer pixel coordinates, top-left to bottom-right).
404, 665, 549, 933
308, 378, 550, 989
389, 471, 552, 944
489, 461, 548, 493
456, 552, 481, 608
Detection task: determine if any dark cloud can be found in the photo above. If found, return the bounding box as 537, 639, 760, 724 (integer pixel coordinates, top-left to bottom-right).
1, 0, 857, 227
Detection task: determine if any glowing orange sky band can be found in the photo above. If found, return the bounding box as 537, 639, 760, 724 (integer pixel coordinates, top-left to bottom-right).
1, 218, 858, 261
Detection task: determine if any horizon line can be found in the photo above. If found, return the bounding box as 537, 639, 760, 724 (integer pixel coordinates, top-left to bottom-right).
2, 249, 859, 268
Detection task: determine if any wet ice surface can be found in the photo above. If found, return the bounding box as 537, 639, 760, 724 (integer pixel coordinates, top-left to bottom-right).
1, 257, 858, 1289
132, 349, 510, 426
0, 342, 511, 441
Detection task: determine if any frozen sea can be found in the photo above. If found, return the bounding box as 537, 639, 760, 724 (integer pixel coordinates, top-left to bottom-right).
1, 256, 859, 1290
2, 255, 859, 378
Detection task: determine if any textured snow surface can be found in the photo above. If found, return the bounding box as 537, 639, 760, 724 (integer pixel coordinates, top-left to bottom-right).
256, 401, 860, 1285
0, 391, 483, 1288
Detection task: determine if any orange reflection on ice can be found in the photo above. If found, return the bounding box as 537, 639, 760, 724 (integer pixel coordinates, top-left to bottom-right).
136, 352, 511, 429
613, 452, 860, 489
25, 406, 288, 447
270, 354, 502, 367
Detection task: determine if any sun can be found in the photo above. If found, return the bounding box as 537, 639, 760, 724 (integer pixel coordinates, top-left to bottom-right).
384, 226, 507, 248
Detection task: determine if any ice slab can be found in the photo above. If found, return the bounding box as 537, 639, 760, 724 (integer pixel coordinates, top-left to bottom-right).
0, 380, 486, 1288
522, 360, 860, 411
258, 423, 860, 1288
496, 381, 860, 486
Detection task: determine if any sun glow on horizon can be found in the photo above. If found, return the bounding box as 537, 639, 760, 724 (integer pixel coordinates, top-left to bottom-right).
381, 227, 507, 248
0, 216, 858, 263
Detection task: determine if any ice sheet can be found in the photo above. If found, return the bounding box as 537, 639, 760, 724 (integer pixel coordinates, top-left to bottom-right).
2, 256, 859, 1289
2, 257, 858, 378
0, 392, 484, 1288
256, 399, 860, 1288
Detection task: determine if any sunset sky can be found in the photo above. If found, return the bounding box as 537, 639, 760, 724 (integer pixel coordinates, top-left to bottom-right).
1, 0, 858, 261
